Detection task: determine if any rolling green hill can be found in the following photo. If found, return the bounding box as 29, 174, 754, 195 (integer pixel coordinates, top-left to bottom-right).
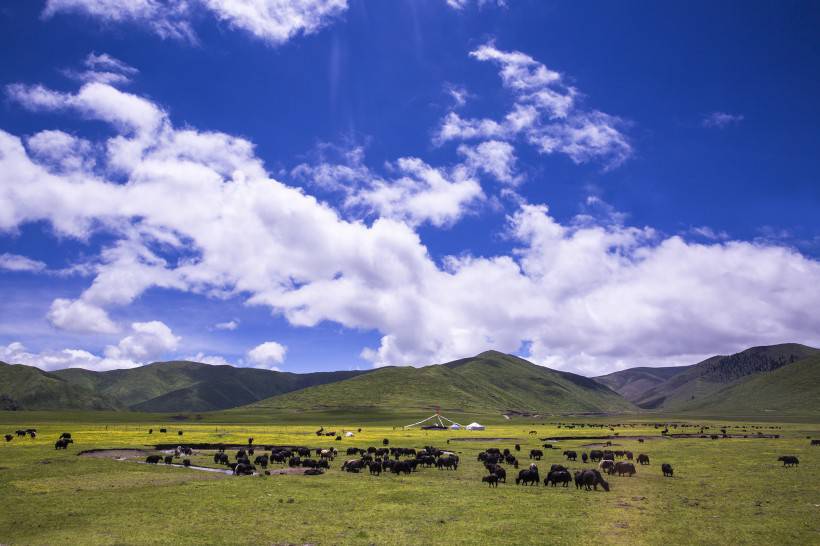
0, 361, 120, 411
672, 353, 820, 418
593, 366, 687, 402
631, 343, 819, 410
2, 361, 365, 412
239, 350, 635, 417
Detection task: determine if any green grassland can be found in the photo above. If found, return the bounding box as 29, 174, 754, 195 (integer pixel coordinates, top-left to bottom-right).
0, 412, 817, 545
243, 351, 634, 416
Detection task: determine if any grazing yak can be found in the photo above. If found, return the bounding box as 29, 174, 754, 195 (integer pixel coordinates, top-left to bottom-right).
516, 468, 540, 486
254, 455, 269, 468
4, 434, 12, 442
529, 449, 543, 461
581, 452, 588, 463
234, 462, 255, 475
54, 438, 71, 450
563, 450, 577, 461
392, 461, 413, 475
811, 439, 820, 446
514, 443, 521, 451
145, 455, 162, 464
637, 454, 650, 465
436, 456, 458, 470
342, 459, 364, 473
485, 464, 507, 483
613, 462, 636, 477
164, 456, 174, 464
589, 450, 603, 462
598, 460, 615, 473
575, 469, 610, 492
482, 474, 499, 487
183, 459, 191, 467
368, 461, 383, 476
662, 463, 674, 477
625, 451, 633, 460
159, 428, 167, 433
60, 432, 72, 440
214, 453, 229, 465
778, 456, 799, 467
545, 470, 572, 487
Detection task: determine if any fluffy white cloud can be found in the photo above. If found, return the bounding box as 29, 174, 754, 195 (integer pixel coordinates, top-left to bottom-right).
42, 0, 347, 45
0, 341, 134, 371
1, 321, 179, 371
458, 140, 520, 184
185, 352, 232, 365
436, 43, 632, 169
445, 0, 507, 9
0, 253, 46, 272
2, 79, 819, 375
64, 52, 139, 86
293, 147, 484, 227
26, 130, 95, 173
247, 341, 287, 369
47, 298, 120, 334
202, 0, 347, 44
702, 111, 744, 128
345, 158, 484, 227
214, 319, 239, 330
104, 320, 180, 361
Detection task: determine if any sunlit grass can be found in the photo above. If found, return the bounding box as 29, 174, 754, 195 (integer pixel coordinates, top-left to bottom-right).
0, 415, 817, 545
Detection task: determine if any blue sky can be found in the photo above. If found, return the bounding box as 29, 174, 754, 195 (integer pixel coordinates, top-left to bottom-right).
1, 0, 819, 375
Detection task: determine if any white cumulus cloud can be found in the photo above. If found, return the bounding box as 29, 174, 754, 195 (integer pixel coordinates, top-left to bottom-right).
47, 298, 120, 334
42, 0, 347, 45
1, 77, 818, 375
247, 341, 287, 369
0, 253, 47, 272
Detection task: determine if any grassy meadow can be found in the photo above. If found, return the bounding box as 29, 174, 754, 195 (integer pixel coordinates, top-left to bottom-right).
0, 412, 817, 545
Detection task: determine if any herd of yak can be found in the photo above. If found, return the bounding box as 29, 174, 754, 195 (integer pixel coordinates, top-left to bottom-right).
3, 428, 811, 488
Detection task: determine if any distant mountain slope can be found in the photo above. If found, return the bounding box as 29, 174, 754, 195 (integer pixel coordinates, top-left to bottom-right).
594, 366, 687, 402
0, 361, 120, 411
242, 350, 635, 415
55, 361, 365, 412
633, 343, 819, 410
675, 354, 820, 417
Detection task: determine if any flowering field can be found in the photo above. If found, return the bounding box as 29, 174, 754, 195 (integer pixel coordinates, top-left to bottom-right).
0, 414, 817, 545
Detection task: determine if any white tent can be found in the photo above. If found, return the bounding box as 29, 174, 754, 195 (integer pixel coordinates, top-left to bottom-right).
465, 422, 485, 431
449, 423, 462, 430
344, 431, 355, 437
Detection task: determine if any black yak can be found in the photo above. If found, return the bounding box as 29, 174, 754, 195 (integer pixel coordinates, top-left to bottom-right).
164, 456, 173, 464
482, 474, 499, 487
563, 450, 577, 461
778, 456, 799, 467
529, 449, 543, 461
516, 468, 539, 486
145, 455, 162, 464
662, 463, 674, 477
613, 461, 636, 477
4, 434, 12, 442
234, 462, 255, 475
589, 450, 603, 462
576, 469, 610, 491
545, 469, 572, 487
637, 454, 650, 465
